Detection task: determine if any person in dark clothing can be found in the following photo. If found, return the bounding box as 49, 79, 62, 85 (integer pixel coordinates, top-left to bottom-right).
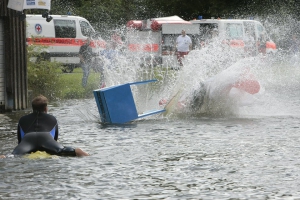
17, 96, 58, 143
0, 95, 89, 158
79, 37, 93, 87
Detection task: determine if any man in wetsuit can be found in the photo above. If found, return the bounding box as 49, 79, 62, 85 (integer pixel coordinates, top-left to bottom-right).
0, 95, 88, 158
17, 94, 59, 144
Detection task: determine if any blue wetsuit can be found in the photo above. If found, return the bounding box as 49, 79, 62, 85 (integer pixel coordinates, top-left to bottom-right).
17, 112, 58, 144
14, 112, 76, 156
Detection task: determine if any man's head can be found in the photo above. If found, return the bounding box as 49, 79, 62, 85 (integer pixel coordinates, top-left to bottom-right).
181, 30, 186, 36
32, 95, 48, 113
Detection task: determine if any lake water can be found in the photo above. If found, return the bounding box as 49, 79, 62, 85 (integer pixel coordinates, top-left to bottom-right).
1, 50, 300, 199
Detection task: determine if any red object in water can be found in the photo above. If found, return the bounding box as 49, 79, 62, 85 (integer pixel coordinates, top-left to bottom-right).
266, 41, 276, 50
233, 76, 260, 94
159, 99, 167, 106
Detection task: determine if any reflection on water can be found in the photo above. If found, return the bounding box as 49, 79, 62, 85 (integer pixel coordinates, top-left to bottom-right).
1, 92, 300, 199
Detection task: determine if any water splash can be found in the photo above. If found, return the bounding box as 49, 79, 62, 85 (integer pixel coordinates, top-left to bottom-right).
91, 24, 299, 119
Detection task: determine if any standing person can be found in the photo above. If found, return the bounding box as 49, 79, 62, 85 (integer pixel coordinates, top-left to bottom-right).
257, 32, 267, 55
79, 37, 93, 87
244, 30, 255, 56
110, 31, 123, 50
176, 30, 192, 66
0, 95, 89, 158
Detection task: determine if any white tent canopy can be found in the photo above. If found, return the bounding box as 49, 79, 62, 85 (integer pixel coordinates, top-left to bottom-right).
152, 16, 185, 21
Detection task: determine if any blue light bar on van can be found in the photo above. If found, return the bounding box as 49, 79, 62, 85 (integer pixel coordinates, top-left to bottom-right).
198, 16, 203, 20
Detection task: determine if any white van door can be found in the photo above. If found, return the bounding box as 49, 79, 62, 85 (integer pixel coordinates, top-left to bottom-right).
0, 18, 5, 107
52, 18, 79, 64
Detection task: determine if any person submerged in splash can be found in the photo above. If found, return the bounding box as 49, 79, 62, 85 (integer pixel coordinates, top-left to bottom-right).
0, 95, 89, 158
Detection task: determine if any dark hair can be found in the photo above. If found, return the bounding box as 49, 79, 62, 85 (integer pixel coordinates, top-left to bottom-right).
32, 95, 48, 112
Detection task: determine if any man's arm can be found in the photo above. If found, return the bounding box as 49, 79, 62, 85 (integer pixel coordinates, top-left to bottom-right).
78, 46, 85, 63
189, 37, 192, 50
54, 124, 59, 141
17, 124, 22, 144
175, 37, 180, 51
79, 54, 84, 63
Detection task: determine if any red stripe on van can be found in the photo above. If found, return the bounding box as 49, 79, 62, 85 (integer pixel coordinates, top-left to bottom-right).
26, 38, 106, 48
128, 44, 159, 52
229, 40, 245, 47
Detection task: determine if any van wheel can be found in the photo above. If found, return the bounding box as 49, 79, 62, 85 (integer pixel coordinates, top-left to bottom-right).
61, 65, 74, 73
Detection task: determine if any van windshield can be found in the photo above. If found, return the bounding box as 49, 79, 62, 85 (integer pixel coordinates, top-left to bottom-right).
54, 20, 76, 38
225, 23, 243, 39
80, 21, 95, 37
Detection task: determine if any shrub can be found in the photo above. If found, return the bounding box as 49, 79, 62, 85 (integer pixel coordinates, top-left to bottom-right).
27, 45, 101, 100
27, 45, 63, 100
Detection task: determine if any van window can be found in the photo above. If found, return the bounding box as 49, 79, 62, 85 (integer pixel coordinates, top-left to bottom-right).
199, 23, 218, 42
162, 34, 177, 51
256, 24, 265, 36
257, 23, 270, 42
54, 20, 76, 38
225, 23, 243, 39
80, 21, 94, 37
243, 22, 256, 39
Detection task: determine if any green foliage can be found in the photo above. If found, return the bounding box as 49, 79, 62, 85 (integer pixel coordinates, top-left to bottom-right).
27, 45, 63, 100
57, 68, 100, 99
49, 0, 299, 31
27, 45, 100, 100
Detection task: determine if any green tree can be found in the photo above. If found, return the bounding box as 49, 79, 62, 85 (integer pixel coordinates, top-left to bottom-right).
50, 0, 299, 28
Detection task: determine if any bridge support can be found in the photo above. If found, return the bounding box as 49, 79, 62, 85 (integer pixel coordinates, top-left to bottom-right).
0, 0, 28, 113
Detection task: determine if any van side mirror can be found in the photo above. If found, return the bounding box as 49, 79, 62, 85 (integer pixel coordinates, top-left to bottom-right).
46, 16, 53, 22
42, 11, 53, 22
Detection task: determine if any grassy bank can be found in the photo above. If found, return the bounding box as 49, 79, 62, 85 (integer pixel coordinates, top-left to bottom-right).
27, 59, 174, 101
28, 62, 102, 100
27, 44, 102, 100
57, 68, 101, 99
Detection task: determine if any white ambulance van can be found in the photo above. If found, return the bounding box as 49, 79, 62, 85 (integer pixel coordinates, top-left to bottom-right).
190, 18, 277, 55
26, 14, 106, 72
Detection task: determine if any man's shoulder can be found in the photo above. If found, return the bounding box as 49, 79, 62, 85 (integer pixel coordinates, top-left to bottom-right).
42, 112, 57, 120
18, 113, 36, 124
19, 112, 57, 121
19, 112, 34, 119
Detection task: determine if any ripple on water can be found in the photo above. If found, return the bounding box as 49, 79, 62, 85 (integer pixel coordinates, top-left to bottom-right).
1, 99, 300, 199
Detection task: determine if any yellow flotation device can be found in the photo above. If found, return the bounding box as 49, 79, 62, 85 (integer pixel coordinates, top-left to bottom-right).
24, 151, 59, 159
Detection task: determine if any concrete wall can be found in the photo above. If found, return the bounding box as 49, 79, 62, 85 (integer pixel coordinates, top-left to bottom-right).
0, 18, 4, 112
0, 0, 28, 112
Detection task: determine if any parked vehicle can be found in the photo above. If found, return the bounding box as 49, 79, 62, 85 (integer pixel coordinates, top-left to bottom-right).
125, 16, 277, 67
26, 14, 106, 72
126, 16, 199, 67
190, 18, 277, 55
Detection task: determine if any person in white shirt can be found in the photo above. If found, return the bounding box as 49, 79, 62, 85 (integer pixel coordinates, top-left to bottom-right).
176, 30, 192, 66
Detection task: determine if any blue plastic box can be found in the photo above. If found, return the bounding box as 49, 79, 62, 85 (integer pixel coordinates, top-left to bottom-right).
93, 80, 165, 124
